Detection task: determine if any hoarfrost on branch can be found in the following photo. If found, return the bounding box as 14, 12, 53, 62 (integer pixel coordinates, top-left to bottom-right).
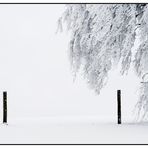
60, 4, 148, 120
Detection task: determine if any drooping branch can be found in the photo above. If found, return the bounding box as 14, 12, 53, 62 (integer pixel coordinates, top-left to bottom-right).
61, 4, 148, 119
62, 4, 137, 94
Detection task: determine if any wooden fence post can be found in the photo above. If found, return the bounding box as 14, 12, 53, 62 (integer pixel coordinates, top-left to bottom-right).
117, 90, 121, 124
3, 91, 7, 124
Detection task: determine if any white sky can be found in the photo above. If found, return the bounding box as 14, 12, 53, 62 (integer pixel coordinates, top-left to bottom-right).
0, 4, 141, 122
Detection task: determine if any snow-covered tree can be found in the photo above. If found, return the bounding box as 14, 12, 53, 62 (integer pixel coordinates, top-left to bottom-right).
60, 4, 148, 120
134, 4, 148, 119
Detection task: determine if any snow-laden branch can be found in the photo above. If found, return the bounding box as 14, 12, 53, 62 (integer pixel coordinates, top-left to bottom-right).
60, 4, 148, 119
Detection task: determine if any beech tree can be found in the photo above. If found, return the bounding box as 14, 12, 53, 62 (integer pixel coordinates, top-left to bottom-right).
60, 4, 148, 120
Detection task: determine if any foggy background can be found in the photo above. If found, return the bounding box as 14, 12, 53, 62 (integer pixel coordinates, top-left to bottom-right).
0, 4, 140, 122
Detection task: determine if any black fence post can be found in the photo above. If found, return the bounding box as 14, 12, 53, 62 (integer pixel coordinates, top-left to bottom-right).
3, 91, 7, 124
117, 90, 121, 124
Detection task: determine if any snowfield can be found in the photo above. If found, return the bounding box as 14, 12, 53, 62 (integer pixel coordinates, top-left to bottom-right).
0, 116, 148, 144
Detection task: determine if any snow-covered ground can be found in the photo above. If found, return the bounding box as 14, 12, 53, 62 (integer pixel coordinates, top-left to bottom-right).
0, 116, 147, 144
0, 4, 147, 144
